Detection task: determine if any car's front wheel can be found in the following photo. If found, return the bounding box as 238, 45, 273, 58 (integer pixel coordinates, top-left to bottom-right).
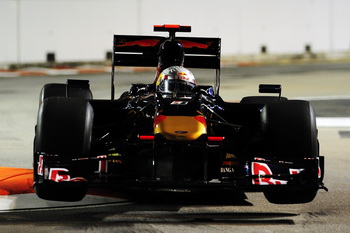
34, 97, 93, 201
261, 100, 319, 204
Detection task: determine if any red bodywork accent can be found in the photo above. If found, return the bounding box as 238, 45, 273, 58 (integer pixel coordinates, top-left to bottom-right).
154, 115, 167, 126
158, 24, 180, 29
117, 39, 160, 47
208, 136, 225, 142
178, 39, 213, 49
139, 135, 155, 141
154, 24, 191, 32
194, 116, 207, 127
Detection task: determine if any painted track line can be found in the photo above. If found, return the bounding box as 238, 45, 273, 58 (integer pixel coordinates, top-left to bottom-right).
317, 117, 350, 127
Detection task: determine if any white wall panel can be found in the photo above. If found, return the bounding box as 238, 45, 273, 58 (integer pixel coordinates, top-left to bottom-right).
0, 0, 349, 64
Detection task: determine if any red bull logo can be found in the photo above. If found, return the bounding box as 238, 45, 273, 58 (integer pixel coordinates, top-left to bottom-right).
178, 39, 213, 49
117, 39, 160, 47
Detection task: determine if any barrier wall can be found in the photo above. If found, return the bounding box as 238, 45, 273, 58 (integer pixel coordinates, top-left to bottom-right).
1, 0, 350, 64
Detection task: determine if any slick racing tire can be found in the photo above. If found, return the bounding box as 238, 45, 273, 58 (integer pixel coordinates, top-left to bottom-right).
261, 100, 318, 158
35, 181, 88, 202
39, 83, 93, 105
34, 97, 93, 201
264, 187, 318, 204
261, 100, 319, 204
39, 83, 66, 105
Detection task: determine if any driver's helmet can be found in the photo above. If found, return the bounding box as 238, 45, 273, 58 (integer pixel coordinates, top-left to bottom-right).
156, 66, 196, 98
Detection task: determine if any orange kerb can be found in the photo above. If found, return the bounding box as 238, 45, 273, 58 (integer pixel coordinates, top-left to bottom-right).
0, 167, 34, 195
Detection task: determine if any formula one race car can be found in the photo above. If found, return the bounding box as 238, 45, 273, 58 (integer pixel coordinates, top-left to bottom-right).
33, 24, 326, 203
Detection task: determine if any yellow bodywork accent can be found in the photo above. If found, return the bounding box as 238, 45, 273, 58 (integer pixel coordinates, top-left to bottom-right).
154, 116, 206, 141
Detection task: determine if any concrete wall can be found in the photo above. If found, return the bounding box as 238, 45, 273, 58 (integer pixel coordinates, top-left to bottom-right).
1, 0, 350, 64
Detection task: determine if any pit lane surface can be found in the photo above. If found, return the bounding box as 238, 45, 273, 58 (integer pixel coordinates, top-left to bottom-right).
0, 63, 350, 232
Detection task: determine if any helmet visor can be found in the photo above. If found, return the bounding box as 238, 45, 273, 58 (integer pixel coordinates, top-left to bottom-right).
158, 79, 196, 96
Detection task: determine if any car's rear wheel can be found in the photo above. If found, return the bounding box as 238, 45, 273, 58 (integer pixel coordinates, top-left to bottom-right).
262, 100, 318, 158
261, 100, 319, 204
39, 81, 93, 105
34, 97, 93, 201
39, 83, 66, 105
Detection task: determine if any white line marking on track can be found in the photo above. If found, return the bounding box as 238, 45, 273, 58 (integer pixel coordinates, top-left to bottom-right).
317, 117, 350, 127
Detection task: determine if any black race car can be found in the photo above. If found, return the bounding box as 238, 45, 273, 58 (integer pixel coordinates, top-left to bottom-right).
33, 24, 326, 203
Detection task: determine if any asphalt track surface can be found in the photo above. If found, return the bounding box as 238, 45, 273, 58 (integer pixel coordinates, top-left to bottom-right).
0, 63, 350, 232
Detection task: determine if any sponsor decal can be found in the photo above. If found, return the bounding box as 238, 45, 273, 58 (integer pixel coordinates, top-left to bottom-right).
251, 162, 287, 185
289, 168, 305, 175
37, 154, 44, 176
244, 162, 249, 175
174, 131, 188, 134
222, 161, 236, 166
220, 167, 234, 173
317, 157, 322, 179
170, 101, 188, 105
109, 152, 122, 164
49, 168, 70, 182
117, 39, 160, 47
98, 155, 108, 173
318, 166, 322, 179
176, 72, 195, 82
254, 157, 266, 161
48, 168, 86, 183
226, 153, 236, 159
222, 153, 238, 166
178, 39, 213, 49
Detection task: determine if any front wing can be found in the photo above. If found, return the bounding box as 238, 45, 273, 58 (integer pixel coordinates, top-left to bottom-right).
35, 152, 325, 192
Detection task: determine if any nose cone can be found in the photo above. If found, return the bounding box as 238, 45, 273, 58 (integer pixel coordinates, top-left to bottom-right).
154, 116, 206, 141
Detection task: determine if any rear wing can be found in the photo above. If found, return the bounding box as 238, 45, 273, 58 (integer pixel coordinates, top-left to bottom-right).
113, 35, 221, 68
111, 35, 221, 99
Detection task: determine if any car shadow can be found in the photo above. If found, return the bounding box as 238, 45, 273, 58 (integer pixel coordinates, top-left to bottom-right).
0, 191, 297, 227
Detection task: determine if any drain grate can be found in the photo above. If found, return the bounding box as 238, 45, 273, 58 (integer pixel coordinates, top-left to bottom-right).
339, 131, 350, 138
